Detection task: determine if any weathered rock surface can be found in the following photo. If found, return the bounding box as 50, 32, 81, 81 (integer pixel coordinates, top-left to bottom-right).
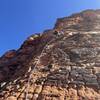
0, 9, 100, 100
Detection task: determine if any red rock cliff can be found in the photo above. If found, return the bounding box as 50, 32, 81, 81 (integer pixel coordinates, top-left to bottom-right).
0, 9, 100, 100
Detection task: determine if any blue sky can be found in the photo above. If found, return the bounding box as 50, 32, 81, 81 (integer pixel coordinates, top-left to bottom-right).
0, 0, 100, 56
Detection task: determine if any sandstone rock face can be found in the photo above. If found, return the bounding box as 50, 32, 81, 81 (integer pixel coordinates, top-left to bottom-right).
0, 9, 100, 100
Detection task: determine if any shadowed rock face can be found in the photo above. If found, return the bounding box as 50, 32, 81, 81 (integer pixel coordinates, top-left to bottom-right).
0, 9, 100, 100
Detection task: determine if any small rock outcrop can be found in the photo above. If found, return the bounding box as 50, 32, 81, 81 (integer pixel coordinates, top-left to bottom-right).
0, 9, 100, 100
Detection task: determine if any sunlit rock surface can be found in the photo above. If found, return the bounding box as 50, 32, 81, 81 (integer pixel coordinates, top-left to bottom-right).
0, 9, 100, 100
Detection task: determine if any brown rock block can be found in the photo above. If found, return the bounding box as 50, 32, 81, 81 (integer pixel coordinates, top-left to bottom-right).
68, 88, 78, 100
4, 50, 16, 58
7, 96, 17, 100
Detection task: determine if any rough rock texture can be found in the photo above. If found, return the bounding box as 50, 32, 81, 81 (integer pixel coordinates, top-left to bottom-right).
0, 9, 100, 100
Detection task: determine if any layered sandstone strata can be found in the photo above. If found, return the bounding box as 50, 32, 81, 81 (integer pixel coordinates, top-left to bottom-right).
0, 10, 100, 100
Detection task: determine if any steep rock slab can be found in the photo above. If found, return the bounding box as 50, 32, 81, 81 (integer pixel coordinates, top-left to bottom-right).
0, 10, 100, 100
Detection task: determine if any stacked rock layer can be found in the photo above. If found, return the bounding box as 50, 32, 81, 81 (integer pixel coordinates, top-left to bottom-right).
0, 10, 100, 100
